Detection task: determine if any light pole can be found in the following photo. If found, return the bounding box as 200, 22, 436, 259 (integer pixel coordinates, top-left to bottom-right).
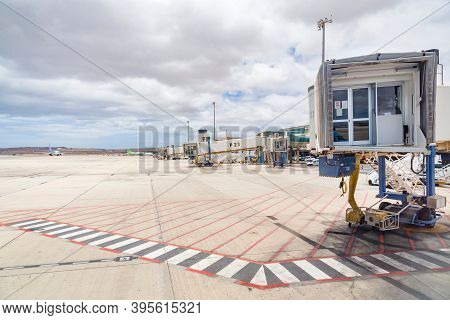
212, 102, 216, 141
317, 16, 332, 65
187, 120, 190, 143
317, 16, 332, 145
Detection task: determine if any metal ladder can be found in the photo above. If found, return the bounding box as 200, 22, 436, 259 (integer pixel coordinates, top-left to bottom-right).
367, 153, 426, 196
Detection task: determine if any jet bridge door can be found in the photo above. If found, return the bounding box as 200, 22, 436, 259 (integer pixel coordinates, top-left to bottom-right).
376, 83, 404, 145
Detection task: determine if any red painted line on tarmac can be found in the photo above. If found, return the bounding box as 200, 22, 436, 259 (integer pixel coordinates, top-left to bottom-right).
210, 198, 299, 252
69, 240, 86, 246
368, 271, 408, 277
1, 208, 63, 223
269, 193, 341, 261
308, 199, 348, 258
317, 277, 354, 283
144, 194, 278, 240
17, 227, 32, 232
379, 232, 385, 253
50, 203, 143, 221
148, 198, 266, 241
269, 235, 296, 261
120, 200, 229, 235
107, 200, 213, 233
42, 234, 57, 238
186, 268, 215, 277
114, 200, 195, 223
435, 233, 448, 248
237, 194, 323, 259
12, 215, 450, 281
405, 230, 416, 251
344, 227, 357, 256
0, 208, 55, 220
1, 203, 119, 218
68, 200, 179, 230
62, 205, 147, 227
60, 200, 183, 224
235, 281, 288, 290
432, 267, 450, 271
128, 199, 236, 238
342, 192, 370, 257
54, 202, 155, 224
101, 247, 121, 253
139, 257, 161, 263
183, 197, 286, 246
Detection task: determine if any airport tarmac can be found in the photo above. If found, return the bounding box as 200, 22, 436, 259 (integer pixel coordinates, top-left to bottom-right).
0, 155, 449, 299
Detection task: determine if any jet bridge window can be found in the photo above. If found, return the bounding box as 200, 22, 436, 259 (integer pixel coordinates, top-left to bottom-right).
377, 86, 402, 115
332, 89, 348, 120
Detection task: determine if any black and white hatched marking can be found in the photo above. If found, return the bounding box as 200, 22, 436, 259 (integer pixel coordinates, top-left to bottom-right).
7, 219, 450, 288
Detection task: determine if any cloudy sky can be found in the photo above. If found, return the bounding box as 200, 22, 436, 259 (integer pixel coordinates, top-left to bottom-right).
0, 0, 449, 148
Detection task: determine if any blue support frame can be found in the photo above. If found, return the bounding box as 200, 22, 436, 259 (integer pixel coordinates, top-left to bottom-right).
258, 147, 264, 164
207, 138, 212, 162
378, 156, 386, 197
376, 144, 441, 227
426, 144, 436, 197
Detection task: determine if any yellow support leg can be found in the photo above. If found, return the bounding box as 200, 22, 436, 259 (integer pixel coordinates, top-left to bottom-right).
346, 154, 365, 224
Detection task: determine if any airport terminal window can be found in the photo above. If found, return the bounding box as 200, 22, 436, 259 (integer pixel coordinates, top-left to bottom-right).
377, 85, 402, 115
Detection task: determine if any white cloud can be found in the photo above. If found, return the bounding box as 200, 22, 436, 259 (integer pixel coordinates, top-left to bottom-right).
0, 0, 449, 147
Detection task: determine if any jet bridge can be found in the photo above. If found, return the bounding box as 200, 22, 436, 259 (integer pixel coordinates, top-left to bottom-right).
309, 50, 445, 231
196, 129, 264, 165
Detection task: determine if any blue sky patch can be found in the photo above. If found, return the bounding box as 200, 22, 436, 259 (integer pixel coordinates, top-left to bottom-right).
288, 46, 302, 63
223, 90, 245, 102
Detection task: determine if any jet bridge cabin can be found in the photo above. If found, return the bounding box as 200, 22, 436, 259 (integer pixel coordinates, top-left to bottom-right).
309, 50, 439, 153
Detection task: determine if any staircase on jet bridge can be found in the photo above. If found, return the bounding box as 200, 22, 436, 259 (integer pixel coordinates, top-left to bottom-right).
366, 153, 426, 196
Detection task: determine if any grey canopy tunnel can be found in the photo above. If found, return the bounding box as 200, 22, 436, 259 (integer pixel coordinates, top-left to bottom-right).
314, 50, 439, 149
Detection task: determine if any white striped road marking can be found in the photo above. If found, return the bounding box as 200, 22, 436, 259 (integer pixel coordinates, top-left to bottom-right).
440, 248, 450, 252
89, 235, 123, 247
293, 260, 331, 280
37, 223, 68, 232
74, 232, 107, 243
166, 249, 200, 265
349, 256, 388, 274
216, 259, 248, 278
395, 252, 441, 269
265, 263, 299, 283
106, 238, 141, 250
371, 254, 415, 272
58, 229, 95, 239
250, 266, 267, 286
419, 251, 450, 264
13, 220, 43, 227
189, 254, 223, 271
321, 258, 361, 277
143, 245, 177, 259
46, 226, 79, 236
25, 221, 56, 229
124, 241, 159, 255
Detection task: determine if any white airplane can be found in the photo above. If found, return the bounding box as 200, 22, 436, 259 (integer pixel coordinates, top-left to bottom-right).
48, 146, 62, 156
